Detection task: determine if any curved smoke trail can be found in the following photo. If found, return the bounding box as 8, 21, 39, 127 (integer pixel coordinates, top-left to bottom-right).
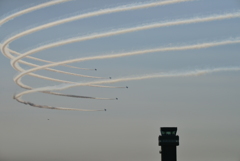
1, 0, 239, 111
12, 38, 240, 88
15, 67, 240, 97
10, 11, 240, 73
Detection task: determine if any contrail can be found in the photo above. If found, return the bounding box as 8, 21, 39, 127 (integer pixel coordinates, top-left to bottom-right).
1, 0, 193, 98
0, 0, 93, 72
1, 0, 239, 111
0, 0, 69, 26
4, 48, 102, 90
3, 0, 188, 71
3, 45, 122, 89
13, 38, 240, 87
1, 0, 192, 59
4, 48, 124, 91
0, 0, 78, 70
14, 67, 240, 98
10, 11, 240, 72
14, 66, 240, 111
3, 47, 126, 103
9, 50, 104, 79
14, 95, 106, 111
39, 91, 116, 101
0, 44, 95, 70
11, 63, 119, 100
8, 47, 96, 70
2, 44, 97, 77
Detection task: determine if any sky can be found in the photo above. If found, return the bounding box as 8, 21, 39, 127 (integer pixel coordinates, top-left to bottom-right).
0, 0, 240, 161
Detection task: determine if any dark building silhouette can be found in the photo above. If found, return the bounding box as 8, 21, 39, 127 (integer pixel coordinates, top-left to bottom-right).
158, 127, 179, 161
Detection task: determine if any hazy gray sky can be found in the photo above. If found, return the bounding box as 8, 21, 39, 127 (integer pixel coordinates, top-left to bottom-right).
0, 0, 240, 161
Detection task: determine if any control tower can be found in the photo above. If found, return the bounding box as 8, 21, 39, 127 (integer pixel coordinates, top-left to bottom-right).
158, 127, 179, 161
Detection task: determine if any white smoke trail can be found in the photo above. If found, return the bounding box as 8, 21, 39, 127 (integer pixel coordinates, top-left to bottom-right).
9, 48, 95, 70
1, 0, 192, 59
10, 11, 240, 72
0, 0, 101, 94
2, 0, 239, 111
3, 45, 93, 79
19, 60, 102, 79
4, 47, 121, 90
15, 67, 240, 98
0, 0, 69, 26
13, 38, 240, 87
1, 0, 194, 102
0, 47, 123, 99
14, 66, 240, 111
0, 44, 91, 70
10, 60, 119, 101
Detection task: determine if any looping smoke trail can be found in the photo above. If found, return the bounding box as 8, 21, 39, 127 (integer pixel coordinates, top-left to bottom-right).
8, 50, 104, 79
9, 47, 96, 70
1, 0, 239, 111
14, 66, 240, 99
12, 38, 240, 86
10, 11, 240, 72
1, 0, 193, 61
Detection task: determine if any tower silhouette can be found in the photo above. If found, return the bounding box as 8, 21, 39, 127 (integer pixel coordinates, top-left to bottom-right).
158, 127, 179, 161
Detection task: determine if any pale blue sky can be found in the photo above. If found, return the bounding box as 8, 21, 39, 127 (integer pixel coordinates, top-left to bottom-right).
0, 0, 240, 161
